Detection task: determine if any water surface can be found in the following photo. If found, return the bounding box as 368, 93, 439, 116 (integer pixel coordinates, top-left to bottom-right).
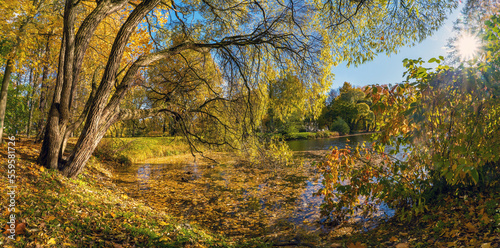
113, 134, 394, 240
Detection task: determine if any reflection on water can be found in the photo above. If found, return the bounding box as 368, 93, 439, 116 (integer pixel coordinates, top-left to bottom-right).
136, 165, 151, 191
287, 134, 373, 151
113, 135, 395, 239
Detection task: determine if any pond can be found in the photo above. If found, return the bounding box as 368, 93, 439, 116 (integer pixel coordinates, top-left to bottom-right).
113, 134, 395, 241
287, 133, 375, 151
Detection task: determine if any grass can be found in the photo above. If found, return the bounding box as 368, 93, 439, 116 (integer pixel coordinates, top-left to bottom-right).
283, 131, 340, 140
94, 137, 192, 165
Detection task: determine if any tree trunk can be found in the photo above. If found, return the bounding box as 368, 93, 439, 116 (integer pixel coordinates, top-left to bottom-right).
0, 59, 14, 143
61, 113, 116, 177
37, 27, 67, 169
26, 68, 37, 138
37, 35, 52, 137
39, 0, 162, 176
39, 0, 215, 177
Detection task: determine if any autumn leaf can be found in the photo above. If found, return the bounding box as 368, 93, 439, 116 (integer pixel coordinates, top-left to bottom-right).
389, 236, 398, 242
347, 241, 366, 248
3, 221, 27, 235
47, 238, 57, 245
480, 213, 490, 224
15, 222, 27, 235
159, 236, 171, 242
396, 243, 409, 248
465, 222, 477, 232
2, 225, 9, 235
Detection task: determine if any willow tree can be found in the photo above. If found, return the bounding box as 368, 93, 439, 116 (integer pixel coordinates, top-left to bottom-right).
38, 0, 457, 177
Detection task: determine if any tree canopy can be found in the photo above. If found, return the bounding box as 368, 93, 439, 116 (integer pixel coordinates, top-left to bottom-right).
0, 0, 459, 177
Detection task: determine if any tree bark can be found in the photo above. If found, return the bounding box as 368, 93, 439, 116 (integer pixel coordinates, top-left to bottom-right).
38, 0, 128, 169
37, 28, 67, 169
37, 35, 52, 137
58, 0, 162, 177
0, 59, 14, 143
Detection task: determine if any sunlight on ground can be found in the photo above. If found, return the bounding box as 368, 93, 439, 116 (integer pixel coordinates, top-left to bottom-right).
456, 32, 480, 61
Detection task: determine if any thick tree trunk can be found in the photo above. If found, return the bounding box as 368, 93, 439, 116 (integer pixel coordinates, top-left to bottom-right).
38, 27, 67, 169
0, 59, 14, 143
38, 104, 65, 169
39, 0, 162, 176
61, 106, 168, 177
61, 114, 116, 177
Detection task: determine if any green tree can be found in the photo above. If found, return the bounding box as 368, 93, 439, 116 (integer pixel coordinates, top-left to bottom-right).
329, 117, 350, 135
319, 82, 374, 131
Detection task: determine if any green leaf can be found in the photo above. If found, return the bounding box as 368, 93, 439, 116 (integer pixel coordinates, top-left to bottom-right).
470, 169, 479, 185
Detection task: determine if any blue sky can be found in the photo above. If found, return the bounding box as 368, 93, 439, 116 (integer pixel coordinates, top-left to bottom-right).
330, 5, 464, 89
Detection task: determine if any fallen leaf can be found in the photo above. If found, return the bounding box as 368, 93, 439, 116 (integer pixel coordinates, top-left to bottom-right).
15, 222, 26, 235
480, 214, 490, 224
46, 216, 56, 221
465, 222, 477, 232
47, 238, 56, 245
159, 236, 171, 242
2, 225, 9, 235
396, 243, 409, 248
347, 241, 366, 248
481, 243, 492, 248
389, 236, 398, 242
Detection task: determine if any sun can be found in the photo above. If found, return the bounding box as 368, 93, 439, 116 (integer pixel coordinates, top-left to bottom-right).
456, 32, 481, 61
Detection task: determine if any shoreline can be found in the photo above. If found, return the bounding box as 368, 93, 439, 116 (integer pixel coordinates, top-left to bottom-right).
283, 131, 378, 141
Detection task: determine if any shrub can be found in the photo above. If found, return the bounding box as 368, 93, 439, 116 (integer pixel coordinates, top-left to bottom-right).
285, 132, 316, 140
329, 117, 350, 135
316, 130, 340, 138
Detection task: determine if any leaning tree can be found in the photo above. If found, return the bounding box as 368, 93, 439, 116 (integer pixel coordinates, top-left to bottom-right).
37, 0, 457, 177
